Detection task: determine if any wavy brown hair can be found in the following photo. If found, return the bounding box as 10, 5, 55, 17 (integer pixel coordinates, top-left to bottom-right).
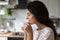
27, 1, 57, 40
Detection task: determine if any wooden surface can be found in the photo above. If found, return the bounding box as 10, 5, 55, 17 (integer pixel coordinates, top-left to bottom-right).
0, 32, 24, 38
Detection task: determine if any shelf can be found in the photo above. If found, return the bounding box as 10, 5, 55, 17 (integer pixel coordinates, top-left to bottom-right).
50, 18, 60, 21
2, 16, 16, 21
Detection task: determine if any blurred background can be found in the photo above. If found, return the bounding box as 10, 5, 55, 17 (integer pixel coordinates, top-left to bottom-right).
0, 0, 60, 40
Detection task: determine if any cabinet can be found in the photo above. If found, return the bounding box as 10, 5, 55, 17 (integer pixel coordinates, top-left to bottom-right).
0, 32, 24, 40
0, 0, 9, 5
0, 37, 23, 40
0, 37, 7, 40
8, 38, 23, 40
17, 0, 27, 9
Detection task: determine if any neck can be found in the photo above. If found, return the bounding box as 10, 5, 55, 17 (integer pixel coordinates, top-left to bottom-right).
35, 21, 47, 30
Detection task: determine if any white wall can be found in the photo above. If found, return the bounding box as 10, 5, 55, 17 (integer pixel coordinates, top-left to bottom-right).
10, 9, 27, 32
39, 0, 60, 18
58, 0, 60, 16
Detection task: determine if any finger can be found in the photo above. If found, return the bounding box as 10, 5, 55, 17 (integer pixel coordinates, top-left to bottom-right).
25, 23, 29, 26
23, 23, 30, 28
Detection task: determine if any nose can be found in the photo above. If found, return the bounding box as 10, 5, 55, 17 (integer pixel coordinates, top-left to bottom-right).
26, 16, 29, 19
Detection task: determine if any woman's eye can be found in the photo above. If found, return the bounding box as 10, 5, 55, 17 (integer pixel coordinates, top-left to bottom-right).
27, 13, 31, 16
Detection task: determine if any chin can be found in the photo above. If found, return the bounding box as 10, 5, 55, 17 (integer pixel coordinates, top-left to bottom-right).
29, 22, 34, 25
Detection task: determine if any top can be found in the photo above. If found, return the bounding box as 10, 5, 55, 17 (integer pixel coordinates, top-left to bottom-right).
33, 27, 54, 40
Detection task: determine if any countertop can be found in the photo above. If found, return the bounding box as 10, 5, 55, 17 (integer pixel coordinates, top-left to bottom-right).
0, 32, 24, 38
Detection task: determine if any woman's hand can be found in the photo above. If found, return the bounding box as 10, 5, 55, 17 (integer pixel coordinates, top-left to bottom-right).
22, 22, 33, 40
23, 22, 33, 33
24, 23, 33, 40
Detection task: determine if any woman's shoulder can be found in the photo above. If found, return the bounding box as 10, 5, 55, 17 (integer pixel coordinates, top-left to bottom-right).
40, 27, 54, 33
35, 27, 54, 37
33, 27, 54, 34
33, 27, 54, 40
39, 27, 54, 38
38, 27, 54, 40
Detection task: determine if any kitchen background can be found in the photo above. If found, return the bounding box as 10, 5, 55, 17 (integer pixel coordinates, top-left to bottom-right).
0, 0, 60, 40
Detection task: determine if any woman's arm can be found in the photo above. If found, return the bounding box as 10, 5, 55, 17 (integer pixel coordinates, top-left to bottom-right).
24, 31, 27, 40
24, 32, 33, 40
27, 32, 33, 40
23, 23, 33, 40
22, 27, 27, 40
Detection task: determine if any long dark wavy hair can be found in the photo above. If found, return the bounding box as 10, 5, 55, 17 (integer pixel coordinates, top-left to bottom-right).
27, 1, 57, 40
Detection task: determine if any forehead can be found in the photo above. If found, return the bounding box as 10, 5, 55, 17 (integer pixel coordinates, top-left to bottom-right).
26, 9, 34, 16
26, 9, 30, 13
26, 9, 32, 15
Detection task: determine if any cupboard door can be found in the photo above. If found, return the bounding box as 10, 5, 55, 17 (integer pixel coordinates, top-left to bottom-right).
18, 0, 27, 9
8, 38, 24, 40
0, 37, 7, 40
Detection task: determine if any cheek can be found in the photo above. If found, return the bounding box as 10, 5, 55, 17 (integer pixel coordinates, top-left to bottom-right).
29, 16, 35, 24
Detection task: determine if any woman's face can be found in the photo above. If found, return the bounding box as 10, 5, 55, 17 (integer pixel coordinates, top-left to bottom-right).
26, 9, 36, 24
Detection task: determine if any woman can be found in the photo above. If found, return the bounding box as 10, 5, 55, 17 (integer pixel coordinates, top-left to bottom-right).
22, 1, 57, 40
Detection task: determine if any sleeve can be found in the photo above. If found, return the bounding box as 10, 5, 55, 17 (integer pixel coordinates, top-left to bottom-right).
38, 28, 54, 40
